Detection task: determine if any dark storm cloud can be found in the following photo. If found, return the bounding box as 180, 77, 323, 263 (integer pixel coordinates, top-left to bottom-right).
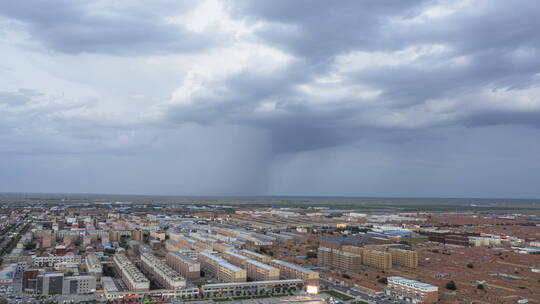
161, 0, 540, 155
0, 1, 215, 55
2, 0, 540, 196
229, 0, 431, 59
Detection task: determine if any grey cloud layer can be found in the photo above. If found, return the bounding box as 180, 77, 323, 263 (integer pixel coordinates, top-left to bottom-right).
0, 1, 215, 54
1, 0, 540, 196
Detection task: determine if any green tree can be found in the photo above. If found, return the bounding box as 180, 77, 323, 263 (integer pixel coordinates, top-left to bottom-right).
446, 280, 457, 290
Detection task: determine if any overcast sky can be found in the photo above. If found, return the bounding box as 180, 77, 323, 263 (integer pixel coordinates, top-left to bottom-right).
1, 0, 540, 198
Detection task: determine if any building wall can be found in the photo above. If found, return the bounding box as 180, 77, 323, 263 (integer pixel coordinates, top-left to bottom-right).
388, 248, 418, 268
362, 249, 392, 269
166, 252, 201, 279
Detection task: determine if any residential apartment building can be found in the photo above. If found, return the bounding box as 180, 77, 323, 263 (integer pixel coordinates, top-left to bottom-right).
223, 250, 248, 267
244, 259, 280, 281
388, 248, 418, 268
270, 260, 319, 285
213, 242, 235, 253
318, 247, 362, 272
199, 252, 246, 283
85, 253, 102, 278
140, 252, 186, 289
33, 255, 82, 268
362, 249, 392, 269
239, 250, 272, 263
131, 229, 144, 241
385, 276, 438, 304
166, 252, 201, 279
113, 253, 149, 292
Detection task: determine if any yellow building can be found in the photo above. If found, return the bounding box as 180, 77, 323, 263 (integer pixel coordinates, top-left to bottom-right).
239, 249, 272, 263
388, 248, 418, 268
199, 252, 246, 283
362, 249, 392, 269
223, 250, 248, 267
317, 247, 362, 272
244, 259, 280, 281
270, 259, 319, 285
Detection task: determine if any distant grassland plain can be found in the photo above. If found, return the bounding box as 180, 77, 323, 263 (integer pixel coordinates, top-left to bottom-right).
1, 193, 540, 213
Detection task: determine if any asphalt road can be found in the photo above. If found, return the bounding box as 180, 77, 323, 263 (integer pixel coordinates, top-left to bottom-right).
320, 278, 407, 304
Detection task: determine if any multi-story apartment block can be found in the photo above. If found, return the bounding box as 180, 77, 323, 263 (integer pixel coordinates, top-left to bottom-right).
109, 231, 120, 242
179, 249, 200, 260
385, 276, 438, 304
113, 253, 149, 292
165, 240, 182, 252
213, 242, 235, 253
33, 255, 82, 268
244, 259, 280, 281
317, 247, 362, 271
362, 249, 392, 269
270, 260, 319, 285
166, 252, 201, 279
223, 250, 248, 267
218, 262, 247, 283
388, 248, 418, 268
140, 252, 186, 289
342, 245, 364, 255
85, 253, 102, 278
131, 229, 144, 241
199, 252, 246, 283
239, 250, 272, 263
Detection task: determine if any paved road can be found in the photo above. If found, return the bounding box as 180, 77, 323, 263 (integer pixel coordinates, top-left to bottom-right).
320, 278, 406, 304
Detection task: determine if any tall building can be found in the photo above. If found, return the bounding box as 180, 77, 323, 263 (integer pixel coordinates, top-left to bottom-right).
213, 242, 235, 253
166, 252, 201, 279
244, 259, 280, 281
140, 252, 186, 289
35, 272, 96, 295
36, 272, 64, 296
385, 277, 438, 304
85, 253, 103, 278
131, 229, 144, 241
109, 231, 120, 242
239, 250, 272, 263
270, 260, 319, 285
388, 248, 418, 268
223, 250, 249, 267
199, 252, 246, 283
33, 255, 82, 268
113, 253, 149, 292
317, 247, 362, 272
62, 275, 97, 295
362, 249, 392, 269
23, 269, 39, 293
